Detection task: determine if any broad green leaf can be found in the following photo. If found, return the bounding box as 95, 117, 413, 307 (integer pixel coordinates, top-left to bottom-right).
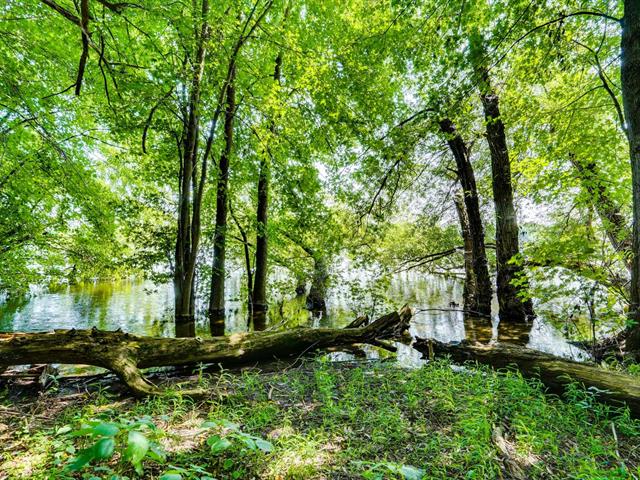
92, 422, 120, 437
93, 437, 116, 459
125, 430, 149, 468
67, 449, 95, 471
254, 438, 274, 453
207, 435, 232, 454
398, 465, 425, 480
159, 474, 182, 480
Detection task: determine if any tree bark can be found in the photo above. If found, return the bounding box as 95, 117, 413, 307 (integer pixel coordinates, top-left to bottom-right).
306, 255, 329, 312
252, 3, 290, 313
622, 0, 640, 356
570, 154, 631, 266
252, 54, 282, 313
454, 192, 477, 311
439, 118, 492, 316
413, 338, 640, 416
229, 200, 253, 315
469, 39, 534, 322
208, 64, 236, 320
174, 0, 210, 332
0, 309, 411, 396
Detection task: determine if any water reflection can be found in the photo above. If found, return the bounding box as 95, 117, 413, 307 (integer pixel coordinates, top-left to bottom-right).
0, 271, 590, 364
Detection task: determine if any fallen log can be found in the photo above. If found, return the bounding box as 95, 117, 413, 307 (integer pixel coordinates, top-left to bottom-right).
0, 308, 411, 396
413, 338, 640, 416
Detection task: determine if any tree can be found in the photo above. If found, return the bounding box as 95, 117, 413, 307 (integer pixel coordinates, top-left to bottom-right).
621, 0, 640, 355
470, 32, 534, 323
440, 118, 492, 316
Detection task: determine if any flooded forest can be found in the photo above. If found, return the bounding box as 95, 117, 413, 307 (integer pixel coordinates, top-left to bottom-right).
2, 1, 640, 479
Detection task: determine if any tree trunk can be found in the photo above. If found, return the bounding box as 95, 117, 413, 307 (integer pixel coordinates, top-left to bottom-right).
469, 38, 534, 322
570, 154, 631, 266
306, 256, 329, 312
481, 89, 534, 322
208, 65, 236, 321
174, 0, 210, 334
253, 20, 288, 314
413, 338, 640, 416
622, 0, 640, 356
454, 192, 476, 311
229, 201, 253, 315
0, 309, 411, 396
252, 158, 269, 312
439, 118, 492, 316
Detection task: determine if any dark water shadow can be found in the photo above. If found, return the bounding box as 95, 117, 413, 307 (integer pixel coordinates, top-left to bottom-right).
463, 315, 494, 344
497, 320, 533, 346
463, 314, 533, 347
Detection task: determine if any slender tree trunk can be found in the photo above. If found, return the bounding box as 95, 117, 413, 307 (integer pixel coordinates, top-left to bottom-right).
306, 256, 329, 312
252, 160, 269, 312
174, 0, 210, 334
229, 201, 253, 313
622, 0, 640, 355
469, 37, 534, 322
208, 65, 236, 320
570, 154, 632, 269
252, 14, 287, 313
480, 89, 534, 322
439, 118, 492, 316
454, 192, 476, 311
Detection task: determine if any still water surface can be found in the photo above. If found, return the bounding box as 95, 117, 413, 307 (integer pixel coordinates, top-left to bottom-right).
0, 272, 589, 366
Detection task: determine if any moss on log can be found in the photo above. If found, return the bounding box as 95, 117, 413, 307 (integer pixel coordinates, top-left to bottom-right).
413, 337, 640, 416
0, 308, 411, 396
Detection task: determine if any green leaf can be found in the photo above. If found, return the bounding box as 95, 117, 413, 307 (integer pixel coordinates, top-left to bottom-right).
125, 430, 149, 473
92, 422, 120, 437
220, 420, 240, 431
398, 465, 425, 480
159, 474, 182, 480
207, 435, 232, 454
67, 449, 95, 471
93, 437, 116, 459
56, 425, 72, 435
201, 421, 219, 429
254, 438, 274, 453
240, 436, 256, 450
147, 443, 167, 462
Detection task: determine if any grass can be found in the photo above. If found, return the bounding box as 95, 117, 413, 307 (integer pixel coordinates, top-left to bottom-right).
1, 358, 639, 479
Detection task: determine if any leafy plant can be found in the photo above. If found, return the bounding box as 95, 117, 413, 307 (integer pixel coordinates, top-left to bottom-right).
159, 463, 216, 480
61, 416, 165, 475
356, 460, 426, 480
201, 419, 274, 454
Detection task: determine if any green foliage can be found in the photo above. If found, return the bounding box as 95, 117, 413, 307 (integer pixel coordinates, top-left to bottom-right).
59, 416, 165, 476
3, 360, 639, 479
0, 0, 633, 323
201, 419, 274, 454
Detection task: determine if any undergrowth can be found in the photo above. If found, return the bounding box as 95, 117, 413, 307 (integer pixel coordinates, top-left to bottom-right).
1, 358, 639, 479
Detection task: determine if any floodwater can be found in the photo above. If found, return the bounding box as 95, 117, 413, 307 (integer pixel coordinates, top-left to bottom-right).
0, 271, 590, 368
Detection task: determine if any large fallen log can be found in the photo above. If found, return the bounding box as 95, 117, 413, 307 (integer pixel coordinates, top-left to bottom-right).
0, 308, 411, 396
413, 338, 640, 416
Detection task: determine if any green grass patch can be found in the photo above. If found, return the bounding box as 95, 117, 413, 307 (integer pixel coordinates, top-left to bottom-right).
1, 358, 638, 479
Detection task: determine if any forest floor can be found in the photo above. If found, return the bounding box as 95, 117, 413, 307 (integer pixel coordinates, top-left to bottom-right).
1, 358, 640, 480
